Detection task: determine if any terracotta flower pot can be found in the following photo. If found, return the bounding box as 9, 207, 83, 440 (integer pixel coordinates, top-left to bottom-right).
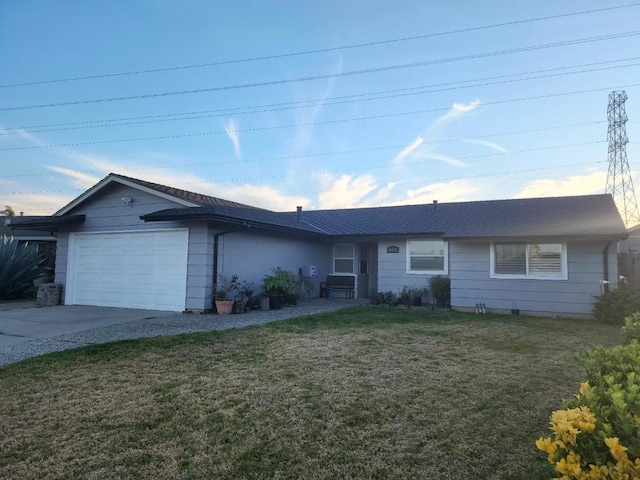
215, 300, 234, 315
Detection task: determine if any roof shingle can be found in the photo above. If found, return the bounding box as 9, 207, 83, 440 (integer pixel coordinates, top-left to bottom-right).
142, 193, 627, 239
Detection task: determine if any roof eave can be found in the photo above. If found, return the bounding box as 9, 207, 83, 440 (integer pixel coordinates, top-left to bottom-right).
443, 232, 629, 241
329, 232, 446, 240
140, 212, 328, 238
8, 214, 86, 231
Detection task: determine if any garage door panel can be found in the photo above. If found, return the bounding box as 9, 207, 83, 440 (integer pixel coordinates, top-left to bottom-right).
67, 230, 188, 312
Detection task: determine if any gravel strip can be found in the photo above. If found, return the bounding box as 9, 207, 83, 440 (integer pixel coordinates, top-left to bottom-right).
0, 300, 359, 367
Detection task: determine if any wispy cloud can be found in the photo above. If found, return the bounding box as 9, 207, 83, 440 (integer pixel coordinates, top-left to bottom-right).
389, 99, 481, 171
292, 56, 344, 151
224, 119, 241, 159
393, 136, 424, 163
358, 181, 401, 207
412, 152, 468, 168
0, 176, 75, 215
47, 166, 100, 189
7, 193, 77, 216
56, 154, 310, 212
461, 138, 509, 153
431, 100, 480, 129
516, 170, 606, 198
0, 125, 41, 145
390, 178, 488, 205
317, 173, 377, 209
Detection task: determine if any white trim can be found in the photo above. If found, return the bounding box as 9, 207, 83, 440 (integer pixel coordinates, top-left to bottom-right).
406, 239, 448, 275
55, 175, 199, 216
489, 241, 568, 280
65, 228, 189, 310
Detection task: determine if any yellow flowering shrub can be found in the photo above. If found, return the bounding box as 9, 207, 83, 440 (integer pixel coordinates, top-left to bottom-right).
536, 405, 640, 479
536, 342, 640, 479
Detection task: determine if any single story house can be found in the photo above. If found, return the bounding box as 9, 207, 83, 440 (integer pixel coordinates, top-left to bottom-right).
9, 173, 627, 318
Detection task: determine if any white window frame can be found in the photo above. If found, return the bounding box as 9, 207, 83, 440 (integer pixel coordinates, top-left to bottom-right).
489, 241, 568, 280
406, 239, 448, 275
333, 243, 355, 274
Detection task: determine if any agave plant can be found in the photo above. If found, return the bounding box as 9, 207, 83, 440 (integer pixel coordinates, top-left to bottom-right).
0, 235, 46, 300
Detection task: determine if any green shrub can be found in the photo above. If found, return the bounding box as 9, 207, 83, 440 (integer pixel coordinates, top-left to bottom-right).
622, 312, 640, 344
577, 341, 640, 387
262, 267, 298, 298
398, 286, 424, 307
370, 291, 397, 306
369, 292, 381, 305
0, 236, 45, 300
429, 276, 450, 308
536, 343, 640, 477
593, 284, 640, 325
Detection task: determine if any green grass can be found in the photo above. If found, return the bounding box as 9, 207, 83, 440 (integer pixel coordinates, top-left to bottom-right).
0, 307, 622, 479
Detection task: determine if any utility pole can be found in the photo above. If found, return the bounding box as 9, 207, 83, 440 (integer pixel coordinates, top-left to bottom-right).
605, 90, 639, 228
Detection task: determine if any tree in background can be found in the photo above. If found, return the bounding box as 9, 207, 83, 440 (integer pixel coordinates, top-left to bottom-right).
1, 206, 15, 217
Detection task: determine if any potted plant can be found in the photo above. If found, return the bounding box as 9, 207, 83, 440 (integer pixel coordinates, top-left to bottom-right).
259, 292, 270, 311
233, 279, 254, 314
213, 274, 236, 315
262, 267, 298, 310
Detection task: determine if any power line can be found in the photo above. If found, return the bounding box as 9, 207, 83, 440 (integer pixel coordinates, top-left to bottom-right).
1, 141, 607, 195
2, 83, 637, 152
2, 121, 606, 179
249, 160, 609, 200
153, 141, 609, 185
3, 57, 636, 133
228, 161, 610, 198
3, 2, 638, 89
3, 31, 639, 112
2, 59, 637, 136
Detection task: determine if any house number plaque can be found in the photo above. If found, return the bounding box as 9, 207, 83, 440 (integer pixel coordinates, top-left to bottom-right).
387, 246, 400, 253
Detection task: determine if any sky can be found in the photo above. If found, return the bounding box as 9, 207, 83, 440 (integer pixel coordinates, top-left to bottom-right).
1, 0, 639, 215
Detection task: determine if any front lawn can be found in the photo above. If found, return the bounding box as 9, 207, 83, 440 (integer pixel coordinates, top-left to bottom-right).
0, 307, 621, 479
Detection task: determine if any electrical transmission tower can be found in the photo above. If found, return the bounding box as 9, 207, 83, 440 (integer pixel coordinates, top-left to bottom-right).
605, 90, 639, 228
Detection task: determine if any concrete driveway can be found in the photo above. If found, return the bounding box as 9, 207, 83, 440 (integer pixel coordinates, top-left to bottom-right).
0, 299, 361, 367
0, 305, 175, 348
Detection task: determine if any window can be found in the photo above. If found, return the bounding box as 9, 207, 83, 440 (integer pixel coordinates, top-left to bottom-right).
491, 242, 567, 279
406, 239, 448, 274
333, 244, 354, 273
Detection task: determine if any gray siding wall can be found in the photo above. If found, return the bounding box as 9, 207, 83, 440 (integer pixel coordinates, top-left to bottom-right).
377, 239, 446, 292
54, 183, 214, 311
450, 240, 617, 316
619, 234, 640, 254
219, 229, 331, 297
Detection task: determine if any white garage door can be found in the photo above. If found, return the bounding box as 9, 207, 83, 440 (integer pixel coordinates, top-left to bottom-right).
66, 229, 189, 312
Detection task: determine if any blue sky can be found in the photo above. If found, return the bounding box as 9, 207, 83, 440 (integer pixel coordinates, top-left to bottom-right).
1, 0, 639, 215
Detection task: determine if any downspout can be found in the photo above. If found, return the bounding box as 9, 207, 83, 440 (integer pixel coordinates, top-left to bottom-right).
602, 240, 611, 294
213, 225, 248, 304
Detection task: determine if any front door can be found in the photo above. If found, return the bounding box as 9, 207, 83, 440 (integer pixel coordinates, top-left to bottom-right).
357, 244, 376, 298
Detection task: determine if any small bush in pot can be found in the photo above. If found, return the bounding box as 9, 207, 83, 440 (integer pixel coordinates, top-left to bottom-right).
429, 276, 450, 308
213, 274, 236, 315
233, 280, 255, 314
262, 267, 298, 309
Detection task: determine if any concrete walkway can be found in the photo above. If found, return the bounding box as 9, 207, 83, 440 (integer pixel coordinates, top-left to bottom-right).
0, 299, 360, 367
